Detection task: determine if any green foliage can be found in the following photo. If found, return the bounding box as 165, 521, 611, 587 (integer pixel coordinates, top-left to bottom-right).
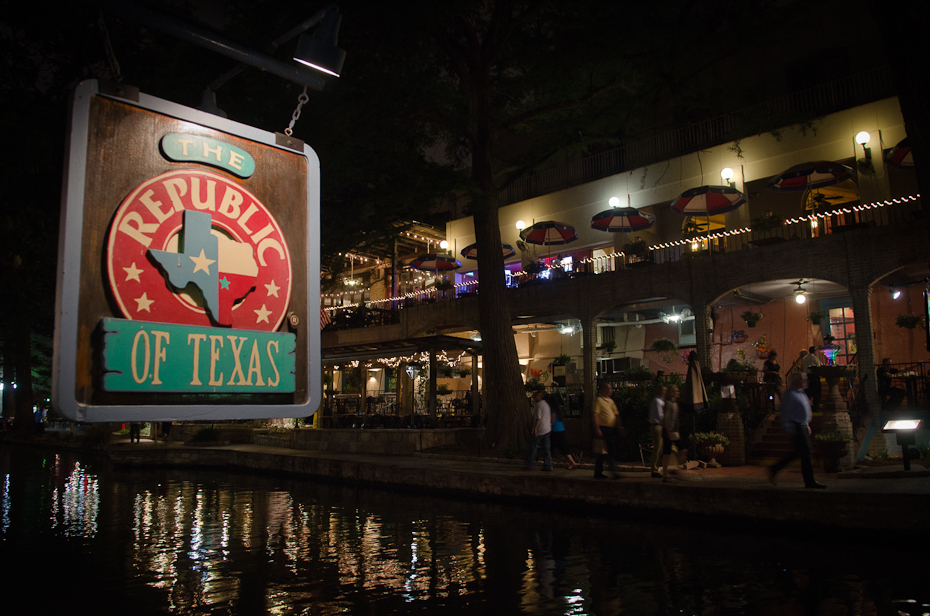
553, 354, 571, 366
806, 310, 828, 322
626, 364, 654, 378
436, 384, 451, 395
693, 431, 730, 445
895, 313, 925, 328
741, 311, 763, 323
650, 338, 677, 353
600, 340, 617, 353
724, 359, 757, 372
190, 427, 223, 443
814, 431, 848, 442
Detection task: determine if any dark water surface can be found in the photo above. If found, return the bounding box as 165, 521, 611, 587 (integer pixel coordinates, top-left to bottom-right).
1, 446, 927, 615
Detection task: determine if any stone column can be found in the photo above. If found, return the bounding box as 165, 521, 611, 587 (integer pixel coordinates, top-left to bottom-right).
694, 302, 714, 373
849, 286, 881, 416
428, 349, 437, 418
580, 313, 597, 445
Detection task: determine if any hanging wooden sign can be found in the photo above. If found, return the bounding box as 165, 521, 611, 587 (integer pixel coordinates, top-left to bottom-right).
53, 80, 320, 422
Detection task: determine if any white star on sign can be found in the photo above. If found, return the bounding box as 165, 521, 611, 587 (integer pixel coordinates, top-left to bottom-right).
135, 293, 154, 312
123, 262, 143, 282
264, 280, 280, 298
254, 304, 272, 323
189, 249, 216, 275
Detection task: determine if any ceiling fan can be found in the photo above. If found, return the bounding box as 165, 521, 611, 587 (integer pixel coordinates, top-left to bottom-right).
790, 279, 810, 304
804, 189, 844, 210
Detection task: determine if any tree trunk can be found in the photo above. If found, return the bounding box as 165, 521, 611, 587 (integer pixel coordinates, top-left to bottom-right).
473, 204, 531, 451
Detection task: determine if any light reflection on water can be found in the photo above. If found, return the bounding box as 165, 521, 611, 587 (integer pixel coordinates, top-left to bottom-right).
1, 446, 929, 615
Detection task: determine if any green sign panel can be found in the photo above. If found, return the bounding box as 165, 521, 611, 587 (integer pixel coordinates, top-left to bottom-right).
101, 318, 295, 393
160, 132, 256, 178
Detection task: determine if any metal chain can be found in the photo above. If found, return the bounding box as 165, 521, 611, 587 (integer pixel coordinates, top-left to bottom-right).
284, 86, 310, 136
97, 13, 123, 83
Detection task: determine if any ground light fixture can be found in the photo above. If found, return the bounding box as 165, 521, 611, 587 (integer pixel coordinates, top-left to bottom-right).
882, 419, 923, 470
293, 6, 346, 77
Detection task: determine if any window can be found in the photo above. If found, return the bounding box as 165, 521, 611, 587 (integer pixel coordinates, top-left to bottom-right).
819, 298, 855, 365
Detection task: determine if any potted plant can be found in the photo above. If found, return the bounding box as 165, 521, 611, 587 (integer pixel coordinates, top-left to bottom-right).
552, 353, 571, 366
814, 431, 849, 473
753, 212, 783, 230
599, 340, 617, 354
693, 431, 730, 467
435, 279, 454, 291
650, 338, 677, 353
436, 384, 451, 395
896, 313, 926, 329
731, 329, 747, 343
718, 359, 756, 382
741, 310, 763, 327
622, 240, 648, 256
525, 261, 546, 275
457, 366, 472, 378
806, 310, 828, 325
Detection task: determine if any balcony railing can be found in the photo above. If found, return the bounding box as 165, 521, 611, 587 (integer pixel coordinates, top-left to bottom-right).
500, 67, 895, 205
322, 195, 922, 331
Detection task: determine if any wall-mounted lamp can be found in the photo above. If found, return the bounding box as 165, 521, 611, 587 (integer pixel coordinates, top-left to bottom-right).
608, 196, 621, 208
855, 131, 872, 160
891, 288, 902, 300
440, 240, 449, 250
515, 220, 526, 231
720, 167, 735, 187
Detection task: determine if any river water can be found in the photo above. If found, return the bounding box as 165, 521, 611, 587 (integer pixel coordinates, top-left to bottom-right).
1, 446, 926, 615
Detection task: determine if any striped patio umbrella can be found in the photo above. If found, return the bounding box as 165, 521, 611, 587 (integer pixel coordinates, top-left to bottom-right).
590, 207, 656, 232
459, 242, 516, 260
406, 253, 462, 271
519, 220, 578, 245
670, 185, 747, 216
886, 138, 913, 169
767, 161, 854, 192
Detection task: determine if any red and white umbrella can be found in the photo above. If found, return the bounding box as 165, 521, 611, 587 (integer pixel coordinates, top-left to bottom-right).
519, 220, 578, 245
591, 207, 656, 232
886, 138, 913, 169
407, 253, 461, 271
767, 161, 854, 192
670, 185, 747, 216
459, 242, 516, 260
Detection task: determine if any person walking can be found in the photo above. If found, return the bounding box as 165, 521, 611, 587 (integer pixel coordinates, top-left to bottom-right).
592, 382, 622, 479
547, 394, 578, 470
661, 385, 689, 482
801, 346, 822, 411
767, 372, 827, 489
648, 385, 666, 478
525, 387, 553, 471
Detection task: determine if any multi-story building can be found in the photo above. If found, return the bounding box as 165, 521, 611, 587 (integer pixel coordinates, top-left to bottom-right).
321, 68, 929, 461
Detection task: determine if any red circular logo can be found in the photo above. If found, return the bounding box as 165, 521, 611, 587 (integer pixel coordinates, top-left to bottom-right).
106, 169, 292, 331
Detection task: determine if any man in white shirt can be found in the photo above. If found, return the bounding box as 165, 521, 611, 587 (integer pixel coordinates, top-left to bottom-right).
800, 346, 822, 411
648, 385, 666, 477
525, 388, 553, 471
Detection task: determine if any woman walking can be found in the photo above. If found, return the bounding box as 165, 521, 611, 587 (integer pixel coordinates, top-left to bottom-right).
661, 385, 689, 482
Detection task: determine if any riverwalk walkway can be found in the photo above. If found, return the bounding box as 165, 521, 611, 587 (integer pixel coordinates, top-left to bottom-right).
107, 437, 930, 533
4, 430, 929, 533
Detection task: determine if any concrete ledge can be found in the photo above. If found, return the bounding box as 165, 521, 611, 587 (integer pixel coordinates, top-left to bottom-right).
105, 443, 930, 532
839, 464, 930, 479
